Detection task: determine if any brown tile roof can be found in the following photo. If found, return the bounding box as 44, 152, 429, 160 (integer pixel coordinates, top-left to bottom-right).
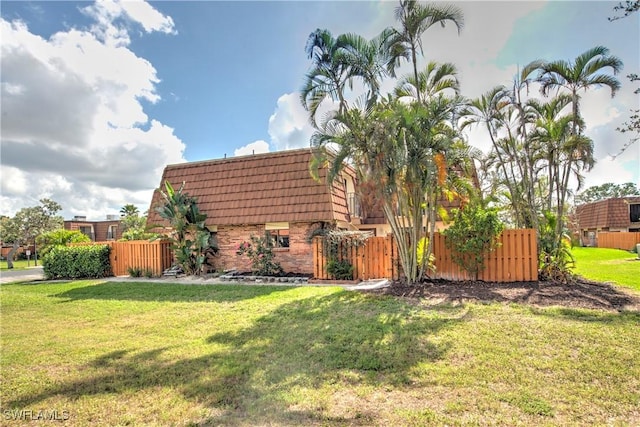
576, 197, 640, 229
147, 148, 350, 227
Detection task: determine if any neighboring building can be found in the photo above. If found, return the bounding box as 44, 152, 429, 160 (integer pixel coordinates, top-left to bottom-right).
575, 197, 640, 246
147, 148, 476, 274
64, 215, 123, 242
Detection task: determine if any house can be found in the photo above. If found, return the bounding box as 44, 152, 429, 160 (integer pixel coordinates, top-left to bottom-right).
575, 197, 640, 246
147, 149, 370, 274
64, 215, 123, 242
146, 148, 476, 274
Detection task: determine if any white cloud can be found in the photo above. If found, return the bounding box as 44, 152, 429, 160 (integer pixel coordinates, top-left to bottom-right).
0, 166, 28, 196
581, 87, 622, 129
584, 155, 636, 189
119, 0, 176, 34
82, 0, 176, 47
267, 93, 316, 151
234, 140, 270, 157
0, 2, 185, 220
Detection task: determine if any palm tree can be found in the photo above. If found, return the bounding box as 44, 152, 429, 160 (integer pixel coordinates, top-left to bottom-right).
386, 0, 464, 104
529, 94, 595, 254
536, 46, 623, 137
119, 204, 139, 217
459, 86, 534, 226
300, 29, 390, 127
313, 95, 464, 284
394, 61, 460, 101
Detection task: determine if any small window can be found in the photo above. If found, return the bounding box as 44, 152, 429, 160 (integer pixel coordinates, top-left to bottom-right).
265, 222, 289, 248
630, 204, 640, 223
107, 225, 117, 240
268, 229, 289, 248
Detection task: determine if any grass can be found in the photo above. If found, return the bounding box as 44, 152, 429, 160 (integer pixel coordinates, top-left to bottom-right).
1, 280, 639, 426
572, 247, 640, 291
0, 259, 38, 271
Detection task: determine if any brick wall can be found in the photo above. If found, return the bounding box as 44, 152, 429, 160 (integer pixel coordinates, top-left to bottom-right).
216, 222, 315, 274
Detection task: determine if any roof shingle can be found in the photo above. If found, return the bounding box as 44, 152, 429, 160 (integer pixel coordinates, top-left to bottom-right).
147, 148, 350, 227
576, 197, 640, 229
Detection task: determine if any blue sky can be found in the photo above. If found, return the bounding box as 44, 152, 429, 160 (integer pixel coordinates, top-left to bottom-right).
1, 1, 638, 219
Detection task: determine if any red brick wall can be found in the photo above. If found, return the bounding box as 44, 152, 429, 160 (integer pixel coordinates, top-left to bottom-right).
216, 222, 315, 274
64, 220, 123, 241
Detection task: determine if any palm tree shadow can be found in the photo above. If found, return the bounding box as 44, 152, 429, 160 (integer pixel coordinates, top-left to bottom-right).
8, 291, 464, 425
51, 281, 292, 303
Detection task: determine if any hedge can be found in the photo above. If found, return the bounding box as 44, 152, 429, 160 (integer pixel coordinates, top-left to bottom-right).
43, 245, 112, 279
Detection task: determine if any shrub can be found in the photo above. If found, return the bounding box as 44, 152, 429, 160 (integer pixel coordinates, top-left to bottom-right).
43, 245, 111, 279
236, 233, 283, 276
127, 266, 143, 277
153, 181, 217, 275
144, 268, 154, 278
36, 229, 90, 257
443, 203, 504, 280
326, 259, 354, 280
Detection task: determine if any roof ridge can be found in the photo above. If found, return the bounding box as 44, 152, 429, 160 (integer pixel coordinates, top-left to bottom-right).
166, 147, 315, 169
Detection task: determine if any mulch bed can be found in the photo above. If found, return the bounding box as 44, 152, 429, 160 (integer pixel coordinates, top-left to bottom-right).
362, 278, 640, 311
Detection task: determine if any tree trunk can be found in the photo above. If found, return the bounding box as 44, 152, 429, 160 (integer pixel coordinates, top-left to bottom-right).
6, 241, 20, 269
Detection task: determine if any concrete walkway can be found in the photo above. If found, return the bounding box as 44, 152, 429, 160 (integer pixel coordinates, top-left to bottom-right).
0, 266, 45, 284
0, 268, 391, 290
103, 275, 391, 290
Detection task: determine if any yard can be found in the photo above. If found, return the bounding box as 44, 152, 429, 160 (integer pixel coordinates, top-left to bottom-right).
571, 247, 640, 291
1, 279, 639, 426
0, 260, 35, 271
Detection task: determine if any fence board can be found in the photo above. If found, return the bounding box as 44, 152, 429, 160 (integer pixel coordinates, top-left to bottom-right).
313, 229, 538, 282
71, 240, 172, 276
597, 232, 640, 250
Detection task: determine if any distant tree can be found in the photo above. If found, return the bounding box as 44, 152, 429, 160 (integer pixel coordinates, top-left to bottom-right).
36, 229, 91, 256
0, 199, 63, 268
576, 182, 640, 204
119, 204, 140, 217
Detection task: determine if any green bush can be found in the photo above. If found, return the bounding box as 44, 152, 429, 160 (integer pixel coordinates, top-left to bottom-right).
36, 229, 90, 257
236, 233, 284, 276
326, 259, 354, 280
443, 203, 504, 280
43, 245, 111, 279
127, 266, 143, 277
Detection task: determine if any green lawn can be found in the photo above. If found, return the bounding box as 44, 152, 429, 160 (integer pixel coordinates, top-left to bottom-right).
1, 280, 638, 426
0, 259, 38, 271
572, 247, 640, 291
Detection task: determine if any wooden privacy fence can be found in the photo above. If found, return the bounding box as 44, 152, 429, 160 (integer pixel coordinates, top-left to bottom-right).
313, 229, 538, 282
313, 235, 396, 281
597, 232, 640, 250
72, 240, 173, 276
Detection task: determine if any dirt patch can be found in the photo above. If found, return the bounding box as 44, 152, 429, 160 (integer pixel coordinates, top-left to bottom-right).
363, 278, 640, 311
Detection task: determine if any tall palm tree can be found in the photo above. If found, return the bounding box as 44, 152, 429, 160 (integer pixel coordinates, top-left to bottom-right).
394, 61, 460, 101
300, 29, 390, 127
386, 0, 464, 104
529, 94, 595, 251
536, 46, 623, 137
